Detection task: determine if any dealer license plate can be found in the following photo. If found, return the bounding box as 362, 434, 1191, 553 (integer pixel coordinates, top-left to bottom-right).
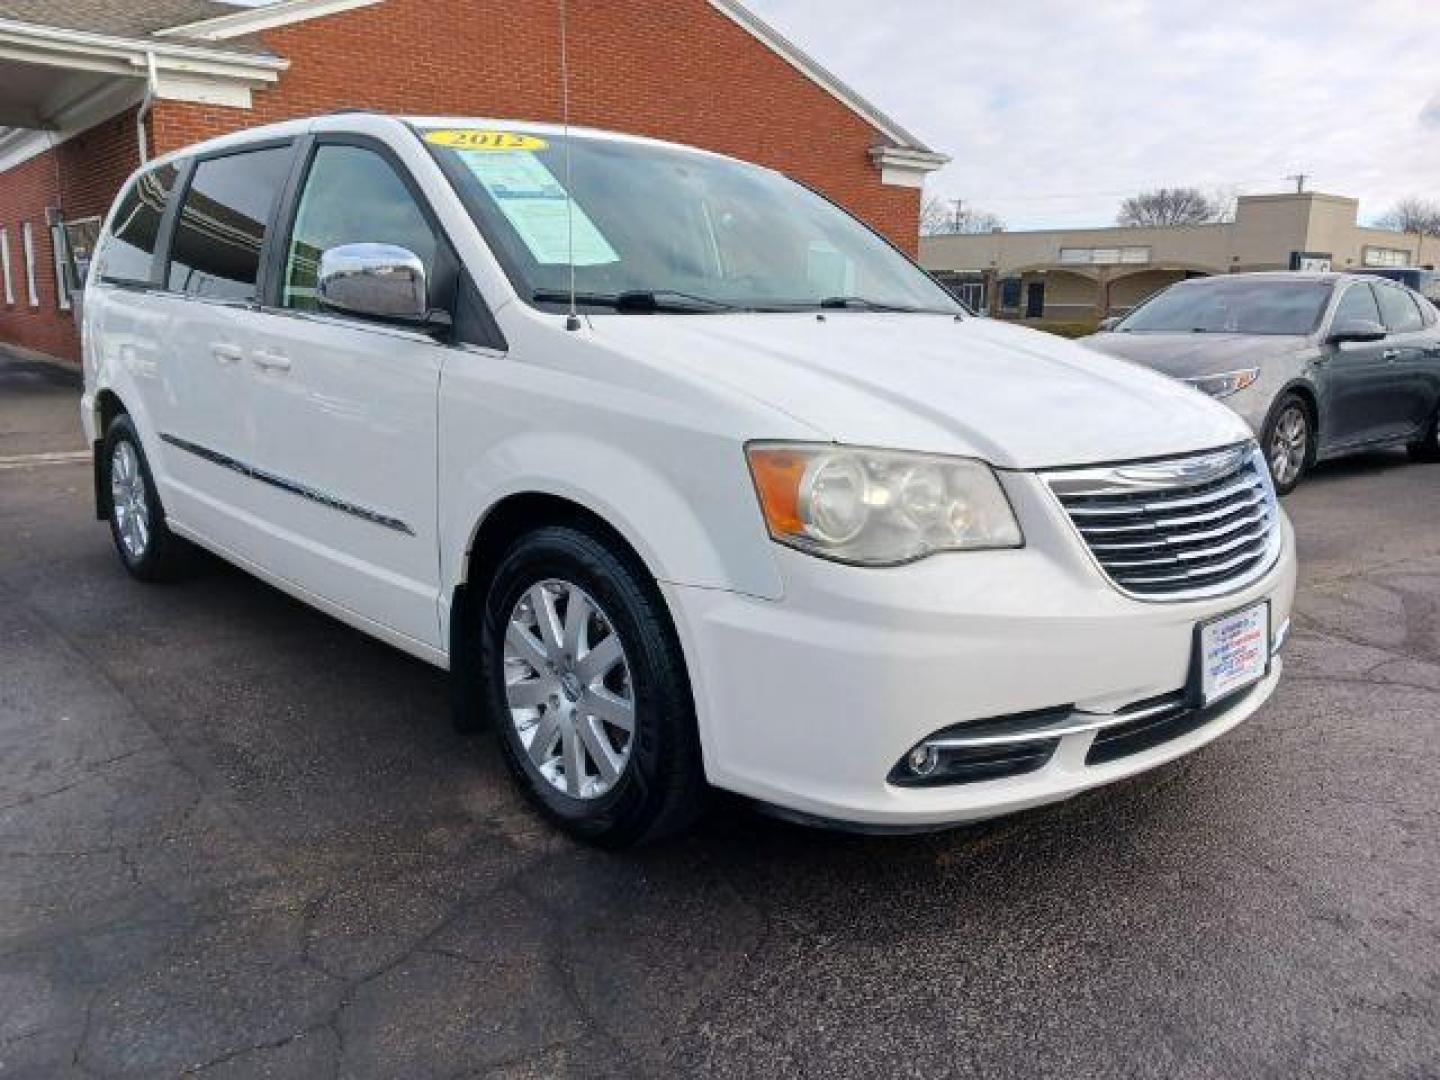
1198, 602, 1269, 706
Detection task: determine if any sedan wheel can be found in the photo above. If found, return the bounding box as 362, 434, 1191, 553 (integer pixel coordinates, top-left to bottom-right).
1268, 403, 1309, 490
503, 579, 635, 800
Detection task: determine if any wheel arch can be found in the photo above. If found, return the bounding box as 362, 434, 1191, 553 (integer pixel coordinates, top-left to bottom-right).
1265, 380, 1320, 445
446, 489, 694, 738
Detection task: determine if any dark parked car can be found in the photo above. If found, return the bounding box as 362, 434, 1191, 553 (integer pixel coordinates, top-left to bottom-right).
1084, 273, 1440, 494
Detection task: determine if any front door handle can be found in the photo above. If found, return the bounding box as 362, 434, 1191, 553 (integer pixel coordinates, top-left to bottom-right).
212, 343, 243, 365
1382, 348, 1400, 361
252, 349, 292, 372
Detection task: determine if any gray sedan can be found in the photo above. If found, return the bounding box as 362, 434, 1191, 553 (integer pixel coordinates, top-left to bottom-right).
1084, 272, 1440, 493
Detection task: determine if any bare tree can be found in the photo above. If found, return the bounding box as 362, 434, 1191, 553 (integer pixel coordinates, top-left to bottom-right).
1116, 187, 1227, 228
1375, 197, 1440, 238
921, 196, 1005, 236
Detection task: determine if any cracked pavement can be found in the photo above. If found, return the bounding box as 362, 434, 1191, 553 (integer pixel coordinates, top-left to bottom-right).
1, 345, 1438, 1078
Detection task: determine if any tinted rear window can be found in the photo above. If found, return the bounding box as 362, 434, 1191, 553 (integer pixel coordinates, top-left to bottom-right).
167, 146, 292, 301
1374, 284, 1424, 333
99, 163, 179, 285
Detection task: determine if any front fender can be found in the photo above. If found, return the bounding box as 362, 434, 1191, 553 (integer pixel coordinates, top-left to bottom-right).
439, 428, 784, 607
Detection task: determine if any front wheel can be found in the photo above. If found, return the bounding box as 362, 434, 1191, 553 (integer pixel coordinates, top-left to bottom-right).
1408, 401, 1440, 463
478, 524, 707, 846
1262, 394, 1313, 496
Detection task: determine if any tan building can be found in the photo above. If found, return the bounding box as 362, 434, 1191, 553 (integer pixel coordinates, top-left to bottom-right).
920, 192, 1438, 323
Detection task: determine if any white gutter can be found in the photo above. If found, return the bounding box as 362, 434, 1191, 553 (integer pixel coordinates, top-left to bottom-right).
136, 50, 158, 163
0, 19, 290, 74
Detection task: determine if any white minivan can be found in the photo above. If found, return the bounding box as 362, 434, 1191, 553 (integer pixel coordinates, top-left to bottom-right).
82, 113, 1296, 845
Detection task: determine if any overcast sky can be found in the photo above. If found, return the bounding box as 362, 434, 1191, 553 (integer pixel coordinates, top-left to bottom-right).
743, 0, 1440, 230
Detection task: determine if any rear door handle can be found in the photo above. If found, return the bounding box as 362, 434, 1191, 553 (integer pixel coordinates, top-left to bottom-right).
212, 343, 243, 365
1382, 348, 1400, 361
252, 349, 292, 372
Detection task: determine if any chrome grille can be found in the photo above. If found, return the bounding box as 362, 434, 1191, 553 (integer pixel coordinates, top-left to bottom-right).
1043, 443, 1281, 601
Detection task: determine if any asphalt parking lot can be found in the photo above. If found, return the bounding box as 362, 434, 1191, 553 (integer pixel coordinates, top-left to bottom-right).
2, 345, 1438, 1079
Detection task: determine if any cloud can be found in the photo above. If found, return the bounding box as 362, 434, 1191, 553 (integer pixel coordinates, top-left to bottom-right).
744, 0, 1440, 228
1422, 94, 1440, 129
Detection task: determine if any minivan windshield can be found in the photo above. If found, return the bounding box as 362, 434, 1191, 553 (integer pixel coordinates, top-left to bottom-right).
422, 127, 961, 315
1117, 280, 1331, 335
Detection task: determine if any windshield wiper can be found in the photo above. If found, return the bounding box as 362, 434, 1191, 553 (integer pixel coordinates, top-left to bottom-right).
531, 288, 736, 313
818, 296, 929, 312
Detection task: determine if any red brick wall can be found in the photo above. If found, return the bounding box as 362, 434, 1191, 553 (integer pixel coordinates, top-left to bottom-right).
2, 0, 923, 361
0, 109, 143, 360
151, 0, 922, 251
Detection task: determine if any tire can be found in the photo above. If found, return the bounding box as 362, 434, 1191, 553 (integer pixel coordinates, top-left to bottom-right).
102, 414, 189, 581
478, 524, 707, 847
1408, 401, 1440, 463
1262, 393, 1314, 496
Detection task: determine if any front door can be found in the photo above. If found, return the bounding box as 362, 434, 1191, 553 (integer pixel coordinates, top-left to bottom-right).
1025, 281, 1045, 318
243, 138, 448, 649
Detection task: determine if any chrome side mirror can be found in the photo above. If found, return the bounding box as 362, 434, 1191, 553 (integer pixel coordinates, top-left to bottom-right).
316, 243, 433, 326
1328, 318, 1386, 344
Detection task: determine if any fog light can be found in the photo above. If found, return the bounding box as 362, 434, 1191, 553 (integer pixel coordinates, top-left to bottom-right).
906, 744, 940, 777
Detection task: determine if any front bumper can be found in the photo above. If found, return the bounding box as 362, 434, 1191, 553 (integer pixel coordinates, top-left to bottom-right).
663, 481, 1296, 828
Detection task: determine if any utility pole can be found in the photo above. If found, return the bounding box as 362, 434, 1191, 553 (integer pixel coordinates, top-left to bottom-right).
1287, 173, 1308, 194
951, 199, 965, 234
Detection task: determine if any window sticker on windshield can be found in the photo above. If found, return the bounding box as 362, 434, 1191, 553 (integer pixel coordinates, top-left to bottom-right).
455, 149, 619, 266
424, 130, 548, 152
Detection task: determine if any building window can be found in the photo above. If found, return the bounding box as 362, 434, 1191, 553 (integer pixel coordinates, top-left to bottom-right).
21, 221, 38, 307
1363, 246, 1411, 268
1059, 246, 1149, 265
51, 224, 71, 311
1, 228, 12, 305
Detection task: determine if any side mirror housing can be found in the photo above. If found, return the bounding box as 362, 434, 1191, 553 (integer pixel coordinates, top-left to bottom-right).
316, 243, 447, 331
1098, 315, 1121, 332
1328, 318, 1386, 344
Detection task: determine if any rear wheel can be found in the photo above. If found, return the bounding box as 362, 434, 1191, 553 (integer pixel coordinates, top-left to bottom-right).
1408, 401, 1440, 462
102, 415, 189, 581
478, 525, 706, 846
1263, 394, 1313, 495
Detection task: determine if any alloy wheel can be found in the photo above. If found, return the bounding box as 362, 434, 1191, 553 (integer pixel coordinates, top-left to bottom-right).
110, 440, 150, 560
503, 579, 635, 799
1268, 406, 1307, 488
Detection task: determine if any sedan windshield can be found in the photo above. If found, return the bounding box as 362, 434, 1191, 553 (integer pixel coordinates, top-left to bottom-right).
1119, 281, 1331, 335
422, 127, 960, 315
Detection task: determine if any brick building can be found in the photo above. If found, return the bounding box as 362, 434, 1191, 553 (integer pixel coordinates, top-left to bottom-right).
0, 0, 946, 359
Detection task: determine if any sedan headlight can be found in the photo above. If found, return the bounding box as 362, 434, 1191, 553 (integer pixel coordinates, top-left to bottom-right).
1184, 368, 1259, 399
746, 443, 1022, 565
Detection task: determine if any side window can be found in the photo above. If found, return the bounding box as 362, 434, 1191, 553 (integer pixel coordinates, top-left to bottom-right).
1374, 283, 1423, 334
167, 146, 292, 301
1332, 282, 1381, 327
97, 163, 179, 285
282, 144, 438, 312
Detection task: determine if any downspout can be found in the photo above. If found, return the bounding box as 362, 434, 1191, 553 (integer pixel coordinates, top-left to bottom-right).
136, 50, 158, 163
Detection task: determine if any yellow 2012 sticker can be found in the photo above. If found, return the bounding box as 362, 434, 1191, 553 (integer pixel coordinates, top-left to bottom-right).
423, 130, 548, 152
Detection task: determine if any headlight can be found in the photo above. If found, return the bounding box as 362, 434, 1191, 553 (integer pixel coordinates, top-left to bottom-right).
1184, 368, 1259, 399
746, 443, 1022, 565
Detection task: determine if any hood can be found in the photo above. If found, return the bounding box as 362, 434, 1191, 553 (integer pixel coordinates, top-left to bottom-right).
1081, 331, 1313, 379
589, 313, 1253, 470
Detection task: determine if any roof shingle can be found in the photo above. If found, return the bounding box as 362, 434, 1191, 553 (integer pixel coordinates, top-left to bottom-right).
0, 0, 246, 40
